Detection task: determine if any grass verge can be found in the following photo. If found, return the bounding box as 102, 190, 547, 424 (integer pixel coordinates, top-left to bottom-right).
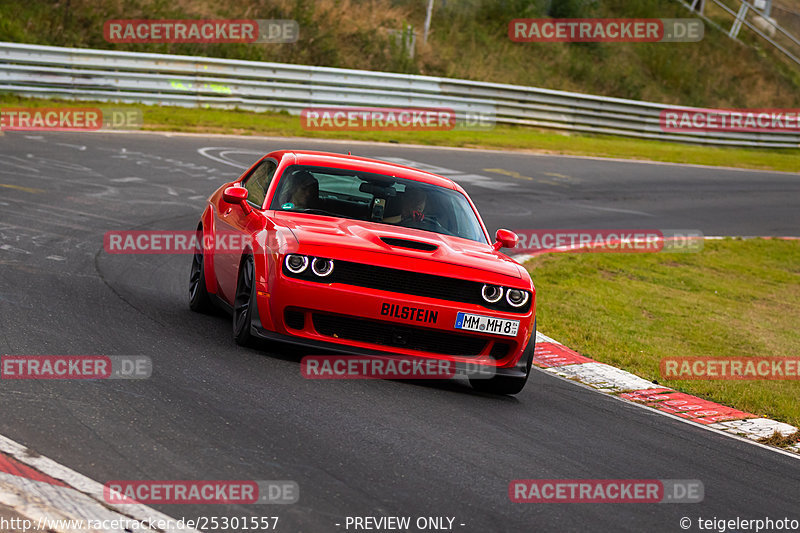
523, 238, 800, 429
2, 95, 800, 173
758, 430, 800, 447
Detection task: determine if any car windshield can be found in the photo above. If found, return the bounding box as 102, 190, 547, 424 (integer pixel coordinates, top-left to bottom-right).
269, 165, 488, 244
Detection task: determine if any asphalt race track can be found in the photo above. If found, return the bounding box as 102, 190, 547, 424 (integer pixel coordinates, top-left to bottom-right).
1, 131, 799, 532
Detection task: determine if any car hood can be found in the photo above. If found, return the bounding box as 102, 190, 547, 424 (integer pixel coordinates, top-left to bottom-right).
271, 212, 523, 279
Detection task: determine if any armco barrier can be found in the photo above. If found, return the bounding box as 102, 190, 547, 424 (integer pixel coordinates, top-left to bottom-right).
1, 42, 798, 147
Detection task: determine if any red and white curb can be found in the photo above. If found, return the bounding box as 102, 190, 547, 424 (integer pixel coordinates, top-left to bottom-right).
519, 237, 800, 457
532, 331, 800, 456
0, 434, 198, 532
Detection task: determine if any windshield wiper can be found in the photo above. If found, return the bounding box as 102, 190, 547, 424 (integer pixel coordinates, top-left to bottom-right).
295, 208, 357, 220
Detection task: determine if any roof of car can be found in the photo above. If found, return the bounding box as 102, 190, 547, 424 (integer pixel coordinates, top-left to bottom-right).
271, 150, 461, 191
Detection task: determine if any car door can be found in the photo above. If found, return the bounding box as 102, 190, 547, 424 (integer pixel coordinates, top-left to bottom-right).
214, 158, 278, 304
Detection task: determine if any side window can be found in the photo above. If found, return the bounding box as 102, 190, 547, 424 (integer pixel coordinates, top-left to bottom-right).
243, 159, 277, 208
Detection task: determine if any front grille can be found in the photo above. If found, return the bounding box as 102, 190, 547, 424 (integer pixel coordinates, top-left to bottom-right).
312, 313, 487, 356
335, 260, 479, 303
284, 308, 305, 330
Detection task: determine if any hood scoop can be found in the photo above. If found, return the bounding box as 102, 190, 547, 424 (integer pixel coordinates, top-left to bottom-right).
380, 237, 438, 252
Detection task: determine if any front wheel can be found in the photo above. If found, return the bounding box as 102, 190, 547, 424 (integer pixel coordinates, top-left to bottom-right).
189, 229, 214, 313
470, 331, 535, 395
233, 255, 255, 346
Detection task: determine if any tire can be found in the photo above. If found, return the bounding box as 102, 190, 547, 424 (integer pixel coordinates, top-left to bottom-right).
189, 228, 215, 313
233, 255, 256, 346
470, 329, 536, 396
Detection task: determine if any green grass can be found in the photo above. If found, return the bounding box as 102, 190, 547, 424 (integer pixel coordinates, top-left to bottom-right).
2, 0, 800, 108
523, 238, 800, 428
4, 95, 800, 173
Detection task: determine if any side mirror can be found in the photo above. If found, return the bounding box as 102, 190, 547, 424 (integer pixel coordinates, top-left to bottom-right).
223, 186, 248, 204
223, 186, 253, 215
493, 229, 519, 251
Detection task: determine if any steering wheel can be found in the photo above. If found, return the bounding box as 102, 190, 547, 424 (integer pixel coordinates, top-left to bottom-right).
400, 215, 455, 236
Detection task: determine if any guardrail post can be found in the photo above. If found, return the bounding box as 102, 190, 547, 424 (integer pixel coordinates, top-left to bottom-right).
423, 0, 434, 43
730, 1, 749, 38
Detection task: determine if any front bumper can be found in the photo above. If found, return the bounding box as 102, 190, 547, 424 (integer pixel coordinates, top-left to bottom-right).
249, 323, 532, 379
253, 273, 535, 372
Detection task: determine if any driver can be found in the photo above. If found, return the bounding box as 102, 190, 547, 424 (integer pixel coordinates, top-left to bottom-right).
385, 187, 426, 224
282, 170, 319, 209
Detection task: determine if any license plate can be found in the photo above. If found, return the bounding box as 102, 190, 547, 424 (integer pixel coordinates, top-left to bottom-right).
454, 312, 519, 337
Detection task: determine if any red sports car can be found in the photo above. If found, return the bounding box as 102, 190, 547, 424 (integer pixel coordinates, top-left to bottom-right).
190, 150, 536, 394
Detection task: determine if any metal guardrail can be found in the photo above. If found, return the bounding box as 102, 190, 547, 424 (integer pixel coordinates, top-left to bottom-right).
0, 42, 798, 148
683, 0, 800, 68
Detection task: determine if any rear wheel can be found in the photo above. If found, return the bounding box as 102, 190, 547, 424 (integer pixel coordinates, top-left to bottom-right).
233, 255, 255, 346
470, 331, 535, 396
189, 228, 214, 313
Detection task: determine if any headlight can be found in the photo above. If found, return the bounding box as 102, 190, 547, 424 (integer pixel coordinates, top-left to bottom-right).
311, 257, 334, 277
285, 254, 308, 274
506, 289, 529, 308
481, 284, 504, 303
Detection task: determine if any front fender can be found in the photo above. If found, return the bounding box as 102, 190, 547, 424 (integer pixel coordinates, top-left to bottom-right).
251, 225, 288, 333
